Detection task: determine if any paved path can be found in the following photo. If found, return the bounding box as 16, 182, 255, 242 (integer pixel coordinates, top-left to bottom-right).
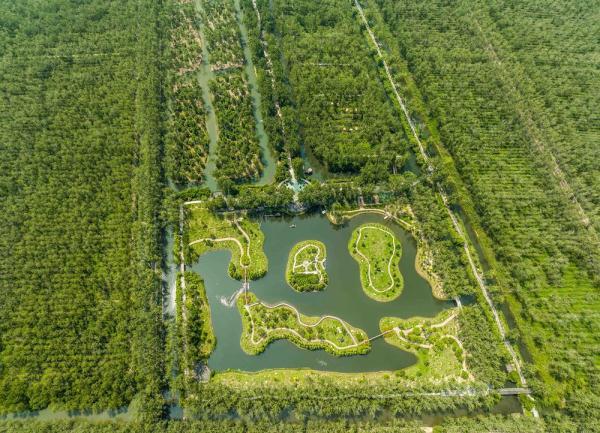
291, 242, 326, 283
244, 300, 370, 350
353, 0, 535, 412
342, 207, 413, 230
354, 225, 397, 293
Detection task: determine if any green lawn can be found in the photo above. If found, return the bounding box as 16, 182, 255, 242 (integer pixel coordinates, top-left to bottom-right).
349, 223, 403, 301
380, 309, 470, 382
186, 206, 267, 280
238, 292, 370, 356
286, 240, 328, 292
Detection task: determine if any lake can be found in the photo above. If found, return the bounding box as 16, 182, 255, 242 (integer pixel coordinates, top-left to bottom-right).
189, 212, 453, 372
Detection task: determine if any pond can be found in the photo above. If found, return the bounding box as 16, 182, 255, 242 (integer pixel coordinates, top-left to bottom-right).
189, 212, 453, 372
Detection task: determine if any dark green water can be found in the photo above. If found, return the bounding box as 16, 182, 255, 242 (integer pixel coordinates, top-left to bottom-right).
190, 213, 452, 372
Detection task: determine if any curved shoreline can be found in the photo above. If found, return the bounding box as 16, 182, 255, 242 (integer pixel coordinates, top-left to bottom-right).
239, 294, 371, 356
285, 240, 328, 292
349, 223, 403, 302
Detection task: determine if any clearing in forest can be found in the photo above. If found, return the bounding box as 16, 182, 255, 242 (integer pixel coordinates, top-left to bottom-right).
286, 240, 328, 292
349, 223, 403, 302
238, 292, 370, 356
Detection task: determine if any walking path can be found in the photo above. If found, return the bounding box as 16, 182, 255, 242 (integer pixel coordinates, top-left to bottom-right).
353, 0, 534, 411
387, 312, 474, 380
354, 225, 397, 293
291, 242, 326, 283
244, 300, 369, 351
474, 18, 597, 239
188, 217, 252, 283
340, 207, 413, 230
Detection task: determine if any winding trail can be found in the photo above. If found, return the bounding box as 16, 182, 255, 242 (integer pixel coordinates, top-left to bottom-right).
387, 312, 474, 380
189, 237, 248, 268
244, 300, 369, 351
188, 217, 253, 283
354, 0, 533, 411
354, 225, 397, 293
341, 208, 413, 230
291, 243, 326, 283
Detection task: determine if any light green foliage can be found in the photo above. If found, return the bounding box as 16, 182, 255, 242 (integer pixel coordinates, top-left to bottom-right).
0, 0, 163, 413
186, 207, 267, 280
349, 223, 403, 301
285, 240, 328, 292
380, 310, 469, 382
238, 292, 370, 356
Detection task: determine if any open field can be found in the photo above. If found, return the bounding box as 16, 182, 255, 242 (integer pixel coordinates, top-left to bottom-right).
285, 240, 328, 291
238, 292, 370, 356
349, 223, 403, 301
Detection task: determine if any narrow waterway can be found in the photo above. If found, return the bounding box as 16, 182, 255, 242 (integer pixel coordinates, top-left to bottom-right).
193, 0, 220, 192
190, 213, 453, 372
0, 407, 132, 422
163, 226, 177, 317
234, 0, 277, 185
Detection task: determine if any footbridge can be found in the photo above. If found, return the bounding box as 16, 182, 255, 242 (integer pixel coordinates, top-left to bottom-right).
498, 387, 531, 395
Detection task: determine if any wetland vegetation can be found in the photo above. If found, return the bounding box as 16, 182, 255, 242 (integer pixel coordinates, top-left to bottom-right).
2, 0, 596, 430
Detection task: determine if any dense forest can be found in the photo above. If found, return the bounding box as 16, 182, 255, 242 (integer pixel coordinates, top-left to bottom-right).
0, 0, 164, 419
0, 414, 545, 433
363, 0, 599, 428
201, 0, 265, 188
476, 0, 600, 234
244, 0, 410, 176
1, 0, 597, 430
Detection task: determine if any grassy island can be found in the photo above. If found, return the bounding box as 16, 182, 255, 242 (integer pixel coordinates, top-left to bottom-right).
187, 207, 267, 280
238, 292, 370, 356
349, 223, 403, 302
285, 240, 328, 292
380, 310, 472, 382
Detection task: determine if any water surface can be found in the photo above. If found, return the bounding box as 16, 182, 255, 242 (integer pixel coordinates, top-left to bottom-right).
190, 213, 452, 372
